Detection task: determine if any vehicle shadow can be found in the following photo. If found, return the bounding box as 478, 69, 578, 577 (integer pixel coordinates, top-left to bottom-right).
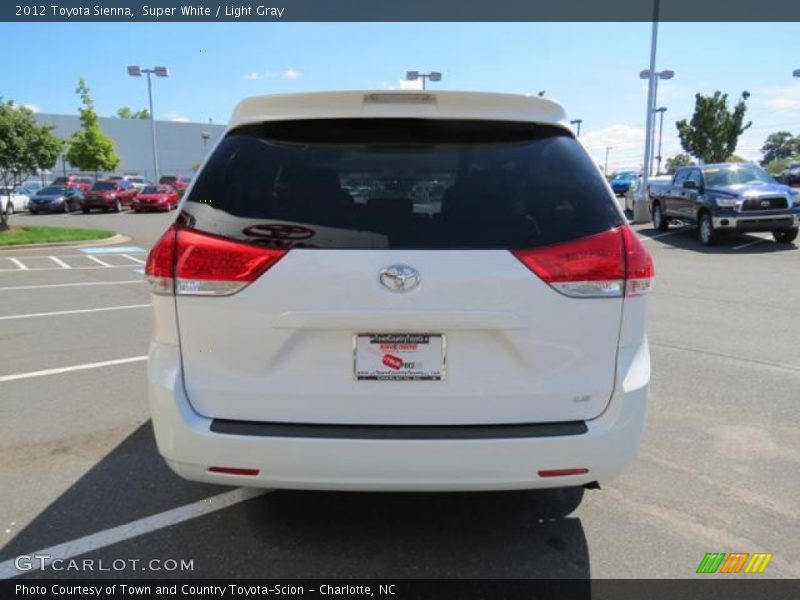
2, 422, 591, 582
636, 223, 797, 255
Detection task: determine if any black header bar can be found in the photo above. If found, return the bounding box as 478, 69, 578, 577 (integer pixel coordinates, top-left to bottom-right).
3, 0, 800, 22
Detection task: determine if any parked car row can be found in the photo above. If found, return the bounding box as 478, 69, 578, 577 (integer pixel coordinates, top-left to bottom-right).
1, 174, 190, 215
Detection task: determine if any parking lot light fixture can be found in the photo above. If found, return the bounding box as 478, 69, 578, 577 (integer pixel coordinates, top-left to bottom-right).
405, 70, 442, 90
654, 107, 667, 175
570, 119, 583, 137
127, 65, 169, 183
793, 68, 800, 78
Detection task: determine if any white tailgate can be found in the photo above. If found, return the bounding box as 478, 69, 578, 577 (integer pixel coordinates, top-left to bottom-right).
176, 250, 623, 424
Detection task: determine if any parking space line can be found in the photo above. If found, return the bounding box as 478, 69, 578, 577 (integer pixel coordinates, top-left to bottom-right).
80, 245, 145, 255
0, 252, 145, 260
0, 355, 148, 383
0, 304, 151, 321
0, 488, 268, 579
0, 265, 147, 272
86, 255, 112, 267
638, 227, 692, 242
9, 258, 27, 270
122, 253, 146, 265
48, 256, 72, 269
732, 236, 771, 251
0, 280, 145, 292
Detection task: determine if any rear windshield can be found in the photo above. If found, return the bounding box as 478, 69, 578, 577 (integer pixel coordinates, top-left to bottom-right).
92, 182, 117, 191
180, 119, 622, 249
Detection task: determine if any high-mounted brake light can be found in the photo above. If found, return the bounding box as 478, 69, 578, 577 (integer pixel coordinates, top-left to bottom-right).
145, 225, 287, 296
512, 226, 653, 298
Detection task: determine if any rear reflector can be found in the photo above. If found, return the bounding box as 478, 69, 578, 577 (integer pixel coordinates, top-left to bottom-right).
145, 225, 287, 296
538, 468, 590, 478
208, 466, 260, 476
512, 226, 653, 298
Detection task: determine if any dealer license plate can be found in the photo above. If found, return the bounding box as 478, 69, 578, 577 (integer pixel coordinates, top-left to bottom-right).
354, 333, 445, 381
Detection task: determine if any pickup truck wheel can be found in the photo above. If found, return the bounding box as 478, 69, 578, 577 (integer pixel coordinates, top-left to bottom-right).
652, 203, 669, 231
773, 228, 798, 244
82, 207, 90, 214
698, 212, 717, 246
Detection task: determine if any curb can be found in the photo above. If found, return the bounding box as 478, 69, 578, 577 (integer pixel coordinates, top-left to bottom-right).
0, 233, 133, 252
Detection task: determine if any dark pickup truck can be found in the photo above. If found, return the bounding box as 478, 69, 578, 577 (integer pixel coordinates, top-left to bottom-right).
649, 163, 800, 245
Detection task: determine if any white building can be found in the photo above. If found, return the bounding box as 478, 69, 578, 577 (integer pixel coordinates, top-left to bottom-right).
34, 113, 226, 181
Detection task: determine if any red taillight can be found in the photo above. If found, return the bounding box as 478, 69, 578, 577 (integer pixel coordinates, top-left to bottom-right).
538, 468, 590, 478
145, 225, 287, 296
145, 225, 177, 295
511, 226, 653, 298
208, 466, 260, 476
620, 225, 654, 297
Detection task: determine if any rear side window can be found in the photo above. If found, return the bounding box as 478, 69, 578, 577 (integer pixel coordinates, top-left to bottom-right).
180, 119, 623, 249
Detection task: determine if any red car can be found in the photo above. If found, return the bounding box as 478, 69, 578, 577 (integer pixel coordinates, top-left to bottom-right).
52, 175, 93, 193
159, 175, 192, 191
132, 185, 180, 212
81, 180, 139, 213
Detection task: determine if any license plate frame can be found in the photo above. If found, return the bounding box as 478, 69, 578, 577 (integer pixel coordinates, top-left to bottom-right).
353, 333, 446, 381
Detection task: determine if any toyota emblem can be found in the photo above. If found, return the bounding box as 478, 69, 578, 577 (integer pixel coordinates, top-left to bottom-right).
379, 265, 420, 292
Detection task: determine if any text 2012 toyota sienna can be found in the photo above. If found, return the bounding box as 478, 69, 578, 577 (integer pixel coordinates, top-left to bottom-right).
146, 91, 654, 491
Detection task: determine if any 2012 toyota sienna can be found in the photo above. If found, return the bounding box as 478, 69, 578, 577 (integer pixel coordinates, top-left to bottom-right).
146, 90, 654, 491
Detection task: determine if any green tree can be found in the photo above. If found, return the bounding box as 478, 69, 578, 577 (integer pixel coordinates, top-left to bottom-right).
676, 91, 751, 163
66, 79, 120, 176
760, 131, 795, 165
726, 154, 746, 163
0, 99, 64, 230
116, 106, 150, 119
664, 153, 694, 174
765, 157, 791, 176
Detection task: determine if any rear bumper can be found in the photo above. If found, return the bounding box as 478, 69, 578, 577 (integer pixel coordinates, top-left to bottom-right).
148, 342, 649, 491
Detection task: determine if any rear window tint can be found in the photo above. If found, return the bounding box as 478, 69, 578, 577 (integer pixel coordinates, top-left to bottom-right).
180, 119, 623, 249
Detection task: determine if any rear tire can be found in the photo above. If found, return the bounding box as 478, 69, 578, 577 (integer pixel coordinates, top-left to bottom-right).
652, 203, 669, 231
63, 201, 69, 214
698, 211, 718, 246
773, 228, 798, 244
82, 207, 90, 214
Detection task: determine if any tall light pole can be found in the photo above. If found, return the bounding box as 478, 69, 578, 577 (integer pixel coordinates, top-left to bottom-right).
604, 146, 613, 176
570, 119, 583, 137
639, 68, 674, 175
654, 107, 667, 175
201, 131, 210, 156
405, 71, 442, 90
634, 0, 660, 223
127, 65, 169, 183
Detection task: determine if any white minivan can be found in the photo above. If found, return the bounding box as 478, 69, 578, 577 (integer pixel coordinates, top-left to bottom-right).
146, 91, 653, 491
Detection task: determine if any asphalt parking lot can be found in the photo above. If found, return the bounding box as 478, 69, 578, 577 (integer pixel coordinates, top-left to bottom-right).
0, 209, 799, 579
